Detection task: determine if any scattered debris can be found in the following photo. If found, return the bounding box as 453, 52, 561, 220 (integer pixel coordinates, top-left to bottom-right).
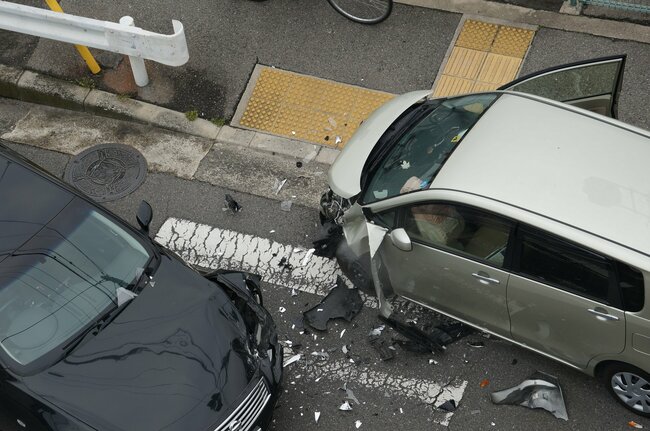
491, 371, 568, 421
339, 401, 353, 411
274, 178, 287, 195
340, 382, 360, 405
296, 161, 303, 168
437, 399, 457, 412
311, 351, 330, 361
280, 200, 293, 212
314, 412, 320, 423
480, 379, 490, 388
301, 248, 315, 266
303, 276, 363, 331
224, 194, 242, 213
278, 307, 286, 313
355, 420, 362, 428
335, 136, 342, 145
291, 288, 299, 297
278, 257, 294, 271
629, 421, 644, 429
429, 359, 438, 365
340, 329, 346, 338
368, 336, 395, 361
470, 409, 481, 415
467, 340, 485, 348
380, 316, 445, 354
283, 354, 301, 368
368, 325, 385, 337
313, 221, 344, 258
269, 229, 276, 234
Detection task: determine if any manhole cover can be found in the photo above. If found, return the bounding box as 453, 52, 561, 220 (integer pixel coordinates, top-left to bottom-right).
64, 144, 147, 202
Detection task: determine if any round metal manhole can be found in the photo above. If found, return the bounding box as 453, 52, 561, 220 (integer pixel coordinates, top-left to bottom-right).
64, 144, 147, 202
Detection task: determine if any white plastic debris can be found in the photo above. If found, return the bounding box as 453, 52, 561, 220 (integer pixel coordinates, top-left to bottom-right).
116, 287, 137, 307
314, 412, 321, 423
335, 136, 342, 145
429, 359, 438, 365
291, 288, 298, 297
340, 329, 346, 338
301, 248, 315, 266
311, 351, 330, 360
270, 230, 276, 233
399, 408, 404, 414
368, 325, 385, 337
283, 354, 301, 368
400, 160, 411, 170
339, 401, 353, 411
279, 307, 286, 313
342, 345, 349, 354
280, 200, 293, 212
355, 420, 362, 428
274, 178, 287, 195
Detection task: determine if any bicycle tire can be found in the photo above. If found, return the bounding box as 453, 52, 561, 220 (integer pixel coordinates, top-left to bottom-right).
327, 0, 393, 24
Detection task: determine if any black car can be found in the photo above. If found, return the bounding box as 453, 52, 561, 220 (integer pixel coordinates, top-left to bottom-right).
0, 140, 282, 431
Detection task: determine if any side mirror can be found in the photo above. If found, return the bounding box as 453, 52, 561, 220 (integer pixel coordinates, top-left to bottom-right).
136, 200, 153, 233
389, 228, 412, 252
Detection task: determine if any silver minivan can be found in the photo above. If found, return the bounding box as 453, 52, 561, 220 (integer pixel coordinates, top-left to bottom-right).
322, 56, 650, 416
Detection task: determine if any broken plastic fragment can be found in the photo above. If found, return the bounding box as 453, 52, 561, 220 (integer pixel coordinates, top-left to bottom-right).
629, 421, 644, 429
339, 401, 353, 411
291, 288, 299, 297
368, 325, 385, 337
355, 420, 362, 428
490, 371, 568, 421
279, 307, 286, 313
335, 136, 342, 145
303, 276, 363, 331
283, 354, 301, 368
116, 287, 137, 307
224, 194, 242, 213
380, 316, 446, 354
314, 412, 320, 423
480, 379, 490, 388
274, 178, 287, 195
340, 329, 346, 338
301, 248, 315, 266
340, 383, 360, 405
311, 351, 330, 361
369, 336, 395, 361
437, 400, 457, 412
280, 200, 293, 212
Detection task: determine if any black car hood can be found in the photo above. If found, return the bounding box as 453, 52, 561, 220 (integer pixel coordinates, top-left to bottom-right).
22, 255, 260, 431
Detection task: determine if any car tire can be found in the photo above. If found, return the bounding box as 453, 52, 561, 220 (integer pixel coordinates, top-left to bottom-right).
603, 362, 650, 417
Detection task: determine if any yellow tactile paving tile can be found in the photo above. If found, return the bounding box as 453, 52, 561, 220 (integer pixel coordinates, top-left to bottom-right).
477, 54, 523, 85
433, 75, 475, 98
433, 19, 535, 97
455, 20, 498, 51
491, 26, 535, 58
444, 47, 487, 80
239, 68, 393, 148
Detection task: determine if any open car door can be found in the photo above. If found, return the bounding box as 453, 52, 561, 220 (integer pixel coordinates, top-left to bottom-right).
498, 55, 625, 118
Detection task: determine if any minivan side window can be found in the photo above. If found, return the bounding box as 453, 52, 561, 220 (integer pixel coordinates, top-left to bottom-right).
517, 229, 615, 304
617, 262, 644, 312
402, 203, 512, 268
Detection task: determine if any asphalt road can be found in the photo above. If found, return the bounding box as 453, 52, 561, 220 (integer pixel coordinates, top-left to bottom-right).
1, 97, 648, 430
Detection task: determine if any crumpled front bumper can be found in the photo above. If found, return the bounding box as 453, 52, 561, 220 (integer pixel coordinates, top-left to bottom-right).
204, 270, 283, 430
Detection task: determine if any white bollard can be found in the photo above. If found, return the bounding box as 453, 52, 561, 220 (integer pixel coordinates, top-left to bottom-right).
119, 16, 149, 87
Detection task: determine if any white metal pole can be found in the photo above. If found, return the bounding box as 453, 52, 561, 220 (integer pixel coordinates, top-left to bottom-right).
119, 16, 149, 87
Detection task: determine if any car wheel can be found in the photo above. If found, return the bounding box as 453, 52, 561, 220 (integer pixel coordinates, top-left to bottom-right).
603, 363, 650, 417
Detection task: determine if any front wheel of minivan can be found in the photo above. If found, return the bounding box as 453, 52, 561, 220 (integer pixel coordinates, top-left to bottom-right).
603, 363, 650, 417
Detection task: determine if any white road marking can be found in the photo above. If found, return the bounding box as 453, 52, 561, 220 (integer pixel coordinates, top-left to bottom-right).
155, 217, 467, 426
156, 217, 378, 307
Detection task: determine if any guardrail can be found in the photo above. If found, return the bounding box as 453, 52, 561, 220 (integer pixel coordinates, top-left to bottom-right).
0, 1, 189, 86
570, 0, 650, 12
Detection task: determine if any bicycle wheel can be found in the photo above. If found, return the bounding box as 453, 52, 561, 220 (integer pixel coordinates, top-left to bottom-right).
327, 0, 393, 24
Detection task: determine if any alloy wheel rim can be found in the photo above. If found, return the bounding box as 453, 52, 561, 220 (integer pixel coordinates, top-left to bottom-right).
612, 372, 650, 413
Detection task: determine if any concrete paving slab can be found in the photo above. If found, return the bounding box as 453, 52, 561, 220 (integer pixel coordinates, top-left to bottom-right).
314, 147, 341, 165
194, 141, 329, 209
0, 105, 214, 179
216, 125, 255, 147
249, 132, 322, 161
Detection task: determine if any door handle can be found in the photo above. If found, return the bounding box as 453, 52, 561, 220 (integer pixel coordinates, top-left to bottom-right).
471, 272, 500, 285
587, 308, 620, 321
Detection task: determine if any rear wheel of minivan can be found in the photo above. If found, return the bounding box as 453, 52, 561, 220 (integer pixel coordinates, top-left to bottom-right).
603, 363, 650, 417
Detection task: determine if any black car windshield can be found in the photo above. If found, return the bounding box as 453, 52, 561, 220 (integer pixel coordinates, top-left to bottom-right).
361, 93, 498, 204
0, 198, 151, 366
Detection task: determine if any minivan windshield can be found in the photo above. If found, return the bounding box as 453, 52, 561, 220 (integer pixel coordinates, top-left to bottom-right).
0, 199, 151, 366
362, 93, 497, 203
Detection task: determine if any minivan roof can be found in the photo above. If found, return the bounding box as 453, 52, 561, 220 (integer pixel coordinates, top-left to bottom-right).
432, 93, 650, 256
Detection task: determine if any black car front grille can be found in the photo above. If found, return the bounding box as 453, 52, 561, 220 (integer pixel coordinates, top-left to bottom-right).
213, 379, 271, 431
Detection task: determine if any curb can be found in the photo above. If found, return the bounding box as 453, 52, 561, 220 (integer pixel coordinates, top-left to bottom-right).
0, 64, 341, 165
398, 0, 650, 44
